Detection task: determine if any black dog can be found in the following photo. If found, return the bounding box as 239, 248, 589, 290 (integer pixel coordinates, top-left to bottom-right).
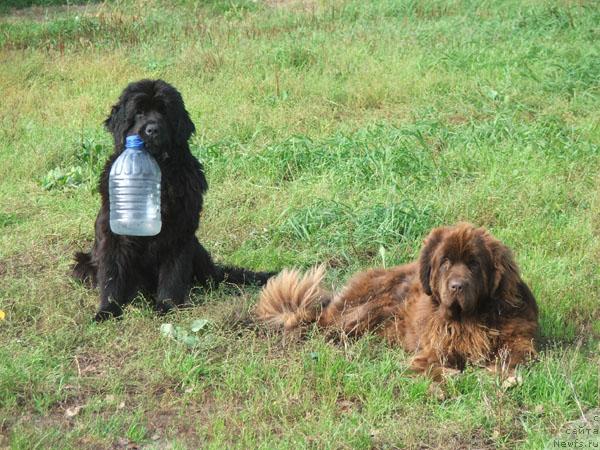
73, 79, 274, 321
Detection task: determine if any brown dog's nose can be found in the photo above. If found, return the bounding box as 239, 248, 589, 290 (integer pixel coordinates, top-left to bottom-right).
449, 279, 464, 293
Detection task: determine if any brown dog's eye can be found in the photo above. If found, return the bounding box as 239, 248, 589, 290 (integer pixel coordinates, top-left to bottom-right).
439, 258, 449, 272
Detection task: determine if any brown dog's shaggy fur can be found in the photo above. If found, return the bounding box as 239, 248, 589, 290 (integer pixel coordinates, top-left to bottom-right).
256, 223, 538, 377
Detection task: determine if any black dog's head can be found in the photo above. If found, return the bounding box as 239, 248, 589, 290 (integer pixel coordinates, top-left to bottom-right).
104, 79, 195, 160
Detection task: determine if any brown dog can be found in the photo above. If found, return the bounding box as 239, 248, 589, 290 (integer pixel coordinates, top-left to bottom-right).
256, 223, 538, 377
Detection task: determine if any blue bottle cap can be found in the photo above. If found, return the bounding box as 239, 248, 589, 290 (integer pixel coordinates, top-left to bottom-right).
125, 135, 145, 149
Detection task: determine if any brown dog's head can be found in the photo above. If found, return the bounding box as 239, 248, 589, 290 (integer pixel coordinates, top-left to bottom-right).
418, 223, 521, 321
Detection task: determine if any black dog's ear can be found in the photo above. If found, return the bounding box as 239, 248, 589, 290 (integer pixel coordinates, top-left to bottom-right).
104, 102, 127, 140
418, 226, 448, 296
175, 108, 196, 146
155, 80, 196, 147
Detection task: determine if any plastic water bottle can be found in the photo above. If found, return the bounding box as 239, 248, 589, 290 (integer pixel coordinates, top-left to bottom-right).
109, 135, 161, 236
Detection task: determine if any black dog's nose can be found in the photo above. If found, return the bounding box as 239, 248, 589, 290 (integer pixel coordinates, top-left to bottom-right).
449, 279, 464, 293
144, 123, 158, 136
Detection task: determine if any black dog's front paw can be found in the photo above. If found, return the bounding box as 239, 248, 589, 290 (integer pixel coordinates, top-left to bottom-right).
94, 303, 123, 322
94, 310, 122, 322
155, 299, 176, 315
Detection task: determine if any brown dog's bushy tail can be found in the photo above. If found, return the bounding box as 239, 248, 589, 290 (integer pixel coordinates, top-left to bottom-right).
255, 265, 331, 331
72, 251, 98, 288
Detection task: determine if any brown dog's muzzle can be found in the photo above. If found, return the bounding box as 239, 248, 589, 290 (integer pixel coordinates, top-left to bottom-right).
439, 268, 477, 321
439, 301, 462, 321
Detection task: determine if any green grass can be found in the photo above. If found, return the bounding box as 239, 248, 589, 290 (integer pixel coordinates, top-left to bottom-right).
1, 0, 599, 448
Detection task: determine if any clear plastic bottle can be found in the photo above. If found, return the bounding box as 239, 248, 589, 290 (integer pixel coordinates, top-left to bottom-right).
109, 135, 161, 236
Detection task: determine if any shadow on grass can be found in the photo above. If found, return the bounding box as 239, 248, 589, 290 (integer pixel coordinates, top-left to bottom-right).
536, 331, 597, 356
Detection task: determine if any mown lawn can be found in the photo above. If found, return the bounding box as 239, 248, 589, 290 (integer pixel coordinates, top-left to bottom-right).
0, 0, 599, 448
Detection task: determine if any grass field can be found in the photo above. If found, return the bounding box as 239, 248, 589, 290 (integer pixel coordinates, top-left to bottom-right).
1, 0, 599, 448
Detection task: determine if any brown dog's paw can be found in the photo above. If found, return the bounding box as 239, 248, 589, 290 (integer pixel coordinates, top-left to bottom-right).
441, 367, 461, 377
427, 382, 447, 400
501, 374, 523, 389
486, 365, 524, 389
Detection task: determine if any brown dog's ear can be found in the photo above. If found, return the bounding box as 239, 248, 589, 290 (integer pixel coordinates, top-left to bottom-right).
418, 226, 448, 296
486, 234, 520, 303
484, 231, 538, 320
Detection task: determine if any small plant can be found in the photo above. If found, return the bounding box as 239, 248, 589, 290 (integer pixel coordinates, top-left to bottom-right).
0, 213, 21, 228
41, 138, 108, 191
160, 319, 211, 349
41, 166, 85, 191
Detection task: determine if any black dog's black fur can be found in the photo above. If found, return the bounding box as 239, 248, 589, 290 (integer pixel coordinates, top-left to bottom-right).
73, 79, 275, 321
